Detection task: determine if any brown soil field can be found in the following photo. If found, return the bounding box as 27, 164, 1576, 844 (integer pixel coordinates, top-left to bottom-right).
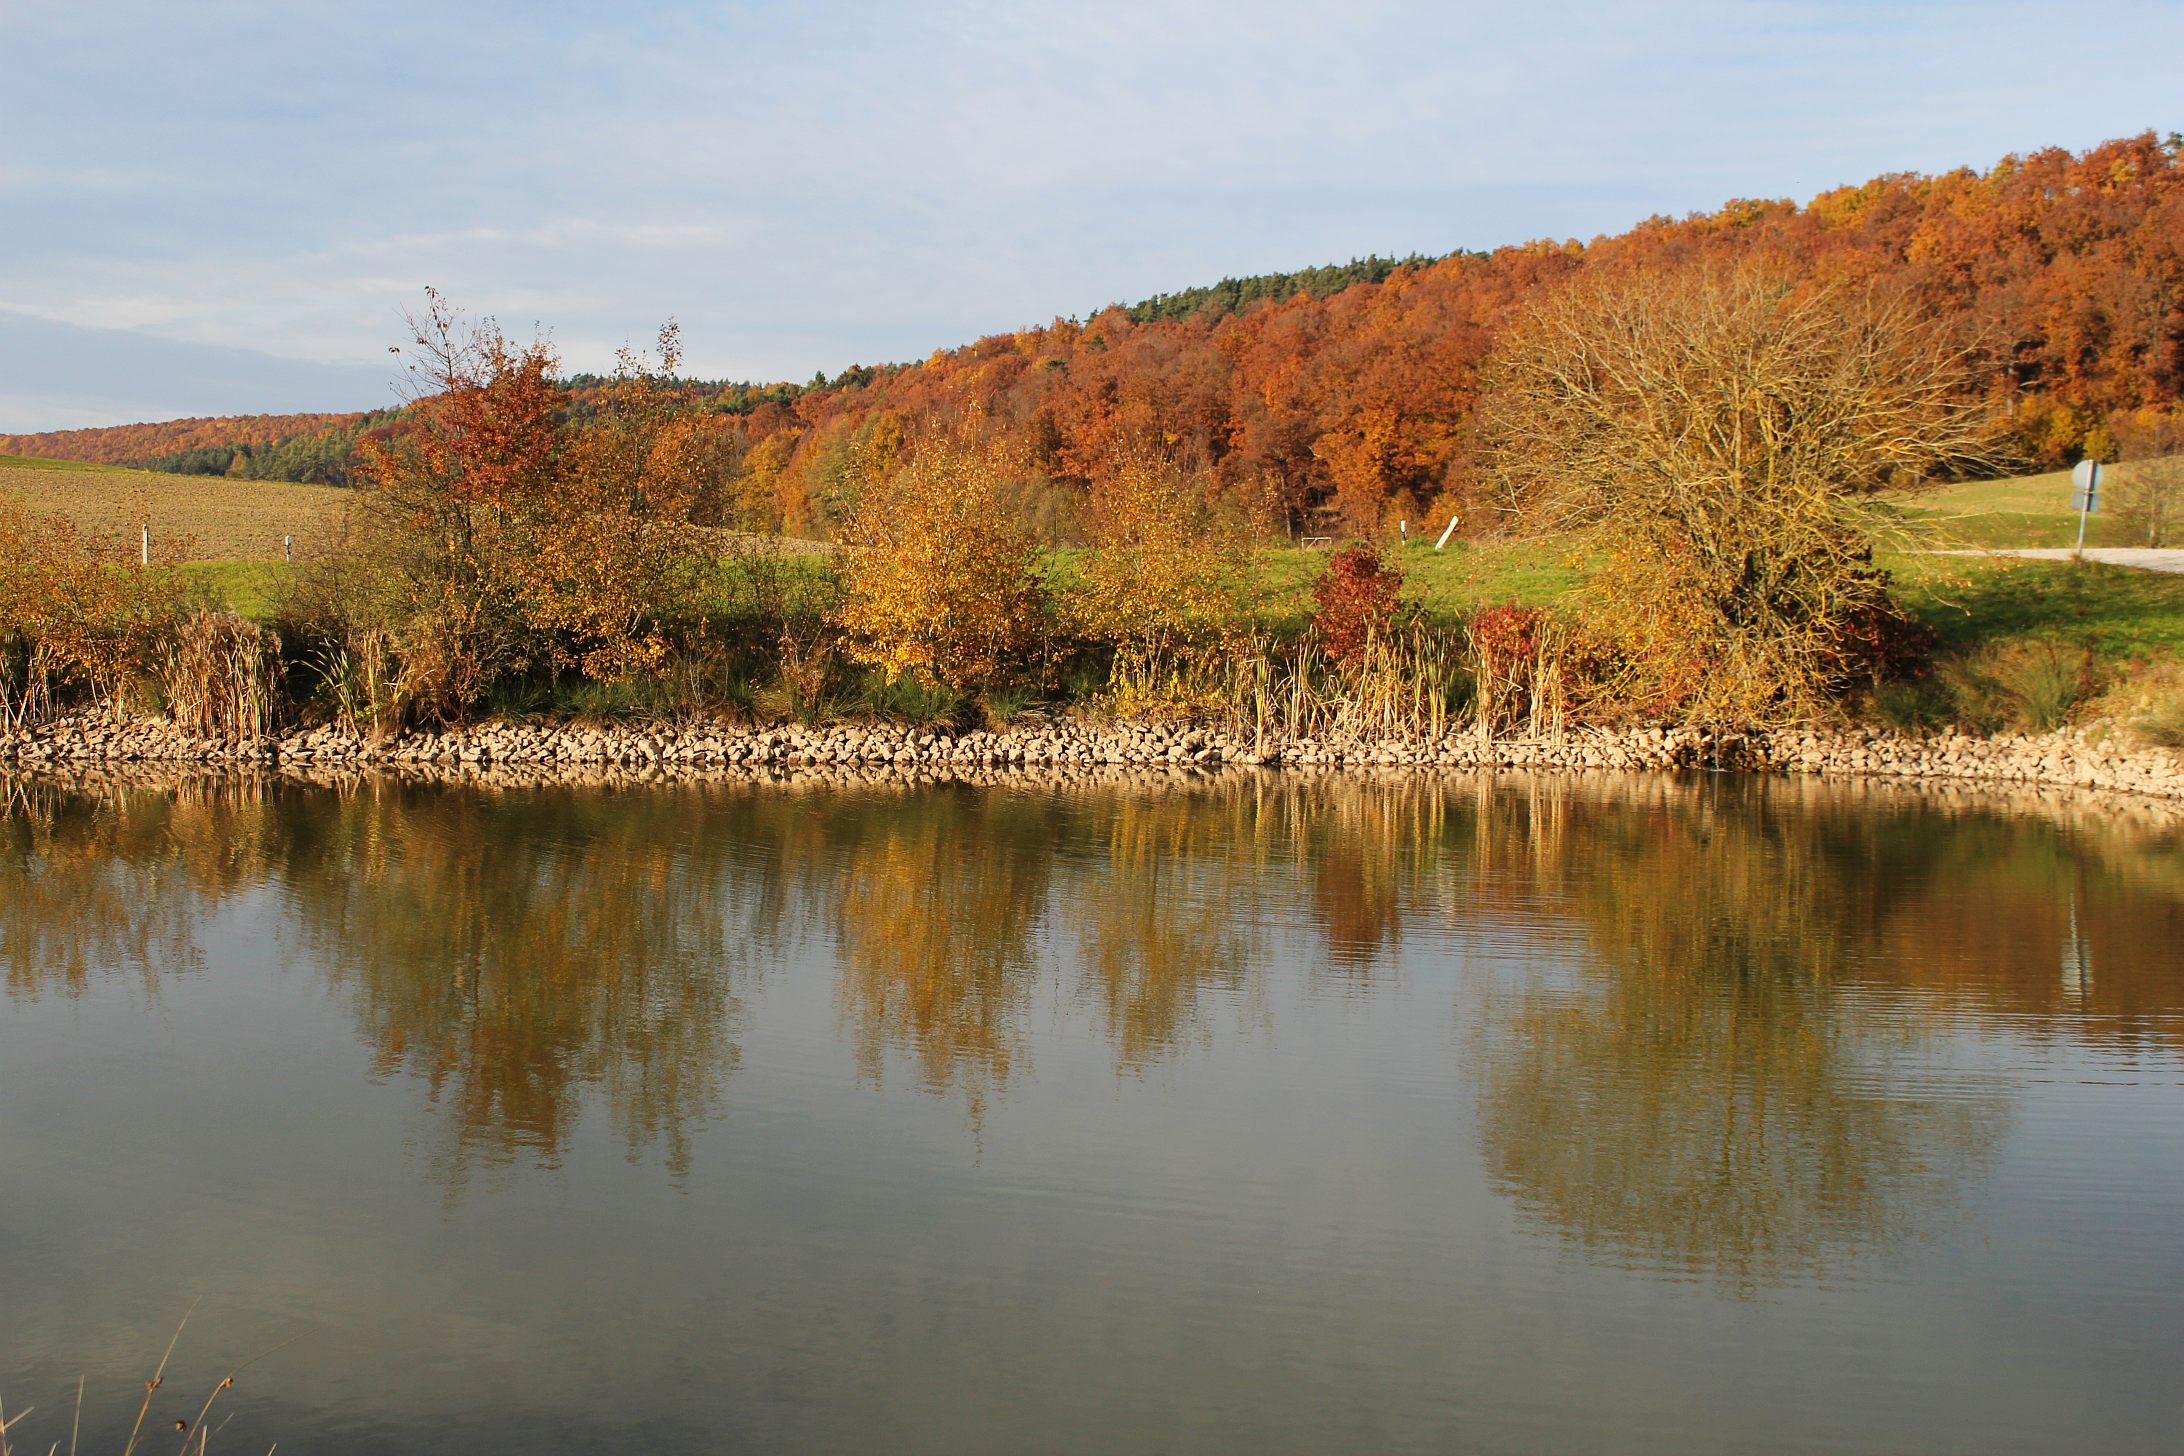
0, 454, 350, 560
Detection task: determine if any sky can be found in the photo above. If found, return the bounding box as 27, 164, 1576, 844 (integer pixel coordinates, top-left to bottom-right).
2, 0, 2179, 431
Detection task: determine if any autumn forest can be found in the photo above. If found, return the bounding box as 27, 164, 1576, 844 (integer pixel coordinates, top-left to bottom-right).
8, 133, 2183, 540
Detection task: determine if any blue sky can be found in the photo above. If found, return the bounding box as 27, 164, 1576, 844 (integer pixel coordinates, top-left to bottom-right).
2, 0, 2179, 429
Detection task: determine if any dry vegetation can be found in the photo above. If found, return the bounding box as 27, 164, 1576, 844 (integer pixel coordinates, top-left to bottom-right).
0, 454, 346, 561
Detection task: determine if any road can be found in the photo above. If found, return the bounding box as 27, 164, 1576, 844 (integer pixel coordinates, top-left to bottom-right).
1930, 548, 2184, 575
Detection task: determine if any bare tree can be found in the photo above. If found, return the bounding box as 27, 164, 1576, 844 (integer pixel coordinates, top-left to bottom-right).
1478, 265, 2003, 722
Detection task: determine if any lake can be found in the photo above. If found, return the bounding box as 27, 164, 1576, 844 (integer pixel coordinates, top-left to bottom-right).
3, 770, 2181, 1455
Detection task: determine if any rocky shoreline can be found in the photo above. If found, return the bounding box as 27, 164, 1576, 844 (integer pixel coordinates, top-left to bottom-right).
5, 712, 2181, 801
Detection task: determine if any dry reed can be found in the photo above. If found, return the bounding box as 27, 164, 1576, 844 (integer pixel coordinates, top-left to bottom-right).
156, 613, 280, 741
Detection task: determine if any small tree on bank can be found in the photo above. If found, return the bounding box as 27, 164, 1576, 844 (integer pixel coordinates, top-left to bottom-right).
1479, 266, 2001, 721
2110, 410, 2184, 548
1071, 445, 1243, 663
342, 292, 719, 718
832, 434, 1045, 690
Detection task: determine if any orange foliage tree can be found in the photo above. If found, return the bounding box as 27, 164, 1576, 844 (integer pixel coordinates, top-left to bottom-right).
343, 293, 720, 715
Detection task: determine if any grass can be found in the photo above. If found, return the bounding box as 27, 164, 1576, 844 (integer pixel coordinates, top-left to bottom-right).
0, 456, 348, 560
1883, 551, 2184, 664
1891, 466, 2150, 549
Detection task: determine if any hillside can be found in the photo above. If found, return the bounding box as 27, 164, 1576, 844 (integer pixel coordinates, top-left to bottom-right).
5, 133, 2181, 539
0, 452, 348, 559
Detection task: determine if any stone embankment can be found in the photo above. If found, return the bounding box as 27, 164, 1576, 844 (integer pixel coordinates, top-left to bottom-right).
5, 713, 2181, 800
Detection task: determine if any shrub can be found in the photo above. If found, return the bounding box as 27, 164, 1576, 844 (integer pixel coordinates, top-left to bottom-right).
0, 496, 193, 727
1072, 446, 1243, 661
2109, 409, 2183, 548
832, 434, 1046, 690
1310, 544, 1403, 666
1942, 640, 2098, 733
1830, 595, 1940, 685
1479, 264, 2003, 722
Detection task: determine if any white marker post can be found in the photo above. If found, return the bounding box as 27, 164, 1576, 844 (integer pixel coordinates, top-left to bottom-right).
2070, 459, 2102, 558
1434, 513, 1461, 550
284, 534, 293, 563
140, 523, 149, 566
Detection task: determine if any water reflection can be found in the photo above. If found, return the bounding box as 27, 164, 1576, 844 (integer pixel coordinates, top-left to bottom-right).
1465, 784, 2012, 1290
4, 769, 2181, 1285
826, 788, 1055, 1119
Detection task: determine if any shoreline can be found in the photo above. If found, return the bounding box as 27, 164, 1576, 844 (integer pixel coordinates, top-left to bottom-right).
5, 713, 2181, 803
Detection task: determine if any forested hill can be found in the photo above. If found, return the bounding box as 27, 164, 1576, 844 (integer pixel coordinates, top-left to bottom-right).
1118, 254, 1455, 324
5, 132, 2181, 530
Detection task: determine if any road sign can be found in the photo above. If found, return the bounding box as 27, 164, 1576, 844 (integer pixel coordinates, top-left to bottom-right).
2070, 459, 2103, 555
2071, 458, 2102, 512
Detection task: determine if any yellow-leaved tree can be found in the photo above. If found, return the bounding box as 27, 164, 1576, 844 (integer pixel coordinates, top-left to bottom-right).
831, 433, 1045, 690
1071, 445, 1243, 664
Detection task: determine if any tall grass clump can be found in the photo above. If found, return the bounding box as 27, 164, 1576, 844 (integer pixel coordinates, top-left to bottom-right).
156, 611, 282, 740
1942, 640, 2098, 733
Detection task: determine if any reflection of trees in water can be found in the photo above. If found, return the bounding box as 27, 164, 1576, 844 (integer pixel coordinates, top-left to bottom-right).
825, 788, 1055, 1121
1070, 787, 1266, 1068
6, 770, 2181, 1207
1289, 778, 1444, 975
276, 786, 754, 1182
1466, 778, 2017, 1291
0, 776, 274, 999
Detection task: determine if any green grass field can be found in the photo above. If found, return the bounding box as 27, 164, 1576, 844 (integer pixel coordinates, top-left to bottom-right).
1894, 466, 2152, 549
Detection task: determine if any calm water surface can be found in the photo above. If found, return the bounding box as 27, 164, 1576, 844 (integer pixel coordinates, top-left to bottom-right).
3, 771, 2181, 1454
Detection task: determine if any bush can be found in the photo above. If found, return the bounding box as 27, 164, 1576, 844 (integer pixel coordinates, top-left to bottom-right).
0, 496, 194, 728
1830, 596, 1940, 685
1071, 446, 1243, 661
1942, 640, 2098, 733
1479, 264, 2002, 723
832, 434, 1046, 690
2109, 409, 2183, 548
1310, 544, 1403, 666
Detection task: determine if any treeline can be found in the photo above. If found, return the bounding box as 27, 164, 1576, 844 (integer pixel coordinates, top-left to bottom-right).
1120, 253, 1455, 323
132, 410, 402, 486
0, 410, 369, 469
6, 133, 2183, 539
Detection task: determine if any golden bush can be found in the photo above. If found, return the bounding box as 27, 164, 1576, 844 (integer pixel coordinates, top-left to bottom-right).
831, 434, 1045, 690
1072, 446, 1243, 658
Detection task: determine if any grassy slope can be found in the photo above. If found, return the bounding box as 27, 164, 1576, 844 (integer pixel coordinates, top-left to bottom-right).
1896, 466, 2150, 549
0, 455, 348, 561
